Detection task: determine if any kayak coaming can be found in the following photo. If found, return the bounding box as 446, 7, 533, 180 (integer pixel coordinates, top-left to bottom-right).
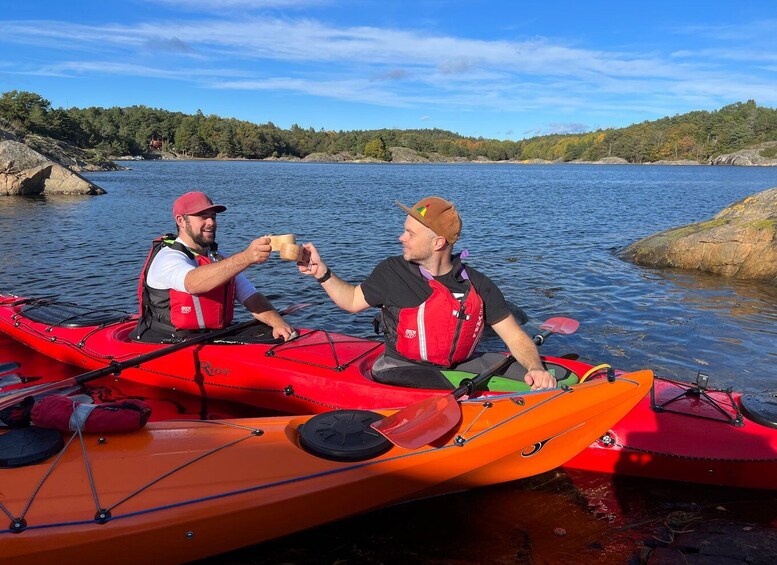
0, 371, 652, 564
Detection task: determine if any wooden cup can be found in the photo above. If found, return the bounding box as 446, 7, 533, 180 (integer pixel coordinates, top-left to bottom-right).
269, 234, 296, 252
279, 243, 311, 263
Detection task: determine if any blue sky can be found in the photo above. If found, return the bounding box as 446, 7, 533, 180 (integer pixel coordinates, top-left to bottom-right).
1, 0, 775, 140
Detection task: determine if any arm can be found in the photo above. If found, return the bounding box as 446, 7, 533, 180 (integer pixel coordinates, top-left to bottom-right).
297, 242, 370, 313
491, 315, 557, 390
243, 292, 294, 340
183, 237, 272, 295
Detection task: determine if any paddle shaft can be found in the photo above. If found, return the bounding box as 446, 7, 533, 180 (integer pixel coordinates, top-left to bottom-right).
0, 303, 310, 410
451, 326, 555, 399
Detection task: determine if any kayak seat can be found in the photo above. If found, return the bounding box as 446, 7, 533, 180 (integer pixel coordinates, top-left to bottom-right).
442, 353, 580, 392
21, 300, 133, 328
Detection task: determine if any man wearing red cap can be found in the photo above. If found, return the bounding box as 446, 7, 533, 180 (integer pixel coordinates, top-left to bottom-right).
132, 191, 294, 343
297, 196, 556, 390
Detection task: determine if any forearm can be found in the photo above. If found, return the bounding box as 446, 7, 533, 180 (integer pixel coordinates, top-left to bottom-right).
320, 273, 369, 313
504, 330, 545, 371
492, 316, 544, 371
183, 252, 251, 294
243, 292, 275, 317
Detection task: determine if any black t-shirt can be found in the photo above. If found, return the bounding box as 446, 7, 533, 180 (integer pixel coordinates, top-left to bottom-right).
361, 255, 510, 358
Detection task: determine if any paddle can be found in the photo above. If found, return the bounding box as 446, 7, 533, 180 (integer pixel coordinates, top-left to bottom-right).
0, 303, 311, 411
371, 316, 580, 449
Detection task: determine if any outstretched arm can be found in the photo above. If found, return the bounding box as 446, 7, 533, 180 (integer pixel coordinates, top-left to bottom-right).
297, 242, 370, 313
184, 237, 272, 295
492, 315, 557, 390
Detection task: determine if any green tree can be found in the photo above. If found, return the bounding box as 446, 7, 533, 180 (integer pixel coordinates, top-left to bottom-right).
364, 137, 391, 160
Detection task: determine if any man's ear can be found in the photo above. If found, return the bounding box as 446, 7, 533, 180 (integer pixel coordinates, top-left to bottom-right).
432, 235, 448, 252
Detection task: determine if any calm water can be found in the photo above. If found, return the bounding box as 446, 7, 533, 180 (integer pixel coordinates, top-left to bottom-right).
2, 160, 776, 390
3, 161, 777, 564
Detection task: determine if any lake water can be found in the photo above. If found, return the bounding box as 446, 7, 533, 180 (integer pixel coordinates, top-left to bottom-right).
2, 160, 776, 391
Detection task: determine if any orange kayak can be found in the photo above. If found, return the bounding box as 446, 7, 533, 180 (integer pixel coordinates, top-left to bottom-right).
0, 370, 652, 564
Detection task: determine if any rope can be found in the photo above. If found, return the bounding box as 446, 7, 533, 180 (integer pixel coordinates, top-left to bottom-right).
580, 363, 611, 383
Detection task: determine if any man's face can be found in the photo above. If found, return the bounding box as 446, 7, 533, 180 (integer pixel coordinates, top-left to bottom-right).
399, 216, 437, 263
181, 211, 217, 247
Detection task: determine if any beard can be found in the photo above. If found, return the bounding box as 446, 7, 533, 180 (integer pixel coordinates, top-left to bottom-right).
184, 217, 216, 248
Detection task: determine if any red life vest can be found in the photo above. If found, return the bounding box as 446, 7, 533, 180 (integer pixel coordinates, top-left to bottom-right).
137, 235, 235, 334
393, 274, 485, 367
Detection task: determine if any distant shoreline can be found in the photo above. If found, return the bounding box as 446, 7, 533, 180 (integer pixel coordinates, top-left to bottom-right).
113, 156, 772, 167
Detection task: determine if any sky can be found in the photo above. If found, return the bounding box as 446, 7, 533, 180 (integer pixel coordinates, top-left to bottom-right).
1, 0, 776, 140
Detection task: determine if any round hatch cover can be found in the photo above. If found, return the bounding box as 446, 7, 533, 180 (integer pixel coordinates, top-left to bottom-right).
0, 426, 64, 468
299, 409, 392, 462
739, 393, 777, 430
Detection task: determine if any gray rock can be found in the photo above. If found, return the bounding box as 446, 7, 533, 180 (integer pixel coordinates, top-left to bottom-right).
621, 187, 777, 285
24, 134, 122, 172
710, 141, 777, 166
0, 140, 106, 196
302, 152, 353, 162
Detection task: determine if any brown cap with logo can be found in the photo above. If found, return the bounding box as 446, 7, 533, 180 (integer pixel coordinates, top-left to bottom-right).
396, 196, 461, 244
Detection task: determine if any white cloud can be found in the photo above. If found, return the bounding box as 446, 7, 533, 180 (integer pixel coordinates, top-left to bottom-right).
2, 13, 775, 120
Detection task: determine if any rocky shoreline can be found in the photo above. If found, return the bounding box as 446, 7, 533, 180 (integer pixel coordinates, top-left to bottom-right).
621, 186, 777, 286
4, 126, 777, 197
120, 143, 777, 166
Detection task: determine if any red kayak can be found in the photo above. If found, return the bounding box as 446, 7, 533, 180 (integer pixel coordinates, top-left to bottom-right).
2, 294, 777, 490
0, 295, 591, 412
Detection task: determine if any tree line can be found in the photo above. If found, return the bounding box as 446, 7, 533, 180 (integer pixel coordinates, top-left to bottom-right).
1, 90, 776, 163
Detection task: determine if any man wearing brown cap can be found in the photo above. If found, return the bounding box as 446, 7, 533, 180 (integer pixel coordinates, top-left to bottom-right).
298, 196, 556, 390
132, 191, 294, 343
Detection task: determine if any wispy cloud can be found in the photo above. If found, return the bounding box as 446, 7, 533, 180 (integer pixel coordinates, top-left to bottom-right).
147, 0, 330, 10
1, 10, 774, 136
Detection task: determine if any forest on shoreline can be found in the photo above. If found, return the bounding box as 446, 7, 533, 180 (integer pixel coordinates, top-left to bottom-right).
1, 90, 776, 165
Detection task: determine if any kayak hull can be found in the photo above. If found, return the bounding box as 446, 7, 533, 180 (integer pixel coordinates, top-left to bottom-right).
0, 371, 652, 564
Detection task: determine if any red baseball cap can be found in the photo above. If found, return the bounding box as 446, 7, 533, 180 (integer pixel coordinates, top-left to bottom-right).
172, 191, 226, 218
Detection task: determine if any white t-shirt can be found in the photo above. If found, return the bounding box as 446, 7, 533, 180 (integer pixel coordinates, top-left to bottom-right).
146, 238, 258, 304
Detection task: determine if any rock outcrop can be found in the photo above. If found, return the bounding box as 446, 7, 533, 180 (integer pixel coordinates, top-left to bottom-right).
621, 187, 777, 285
24, 134, 122, 172
709, 142, 777, 166
302, 151, 354, 162
1, 140, 106, 196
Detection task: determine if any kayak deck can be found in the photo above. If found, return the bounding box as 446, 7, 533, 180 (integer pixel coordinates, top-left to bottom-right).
0, 370, 653, 564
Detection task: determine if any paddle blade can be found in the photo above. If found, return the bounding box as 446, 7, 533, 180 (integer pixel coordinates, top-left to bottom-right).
540, 317, 579, 335
370, 394, 462, 449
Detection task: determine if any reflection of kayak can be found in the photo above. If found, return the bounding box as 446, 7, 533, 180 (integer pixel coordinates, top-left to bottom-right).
3, 295, 777, 491
0, 295, 591, 412
0, 371, 651, 564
